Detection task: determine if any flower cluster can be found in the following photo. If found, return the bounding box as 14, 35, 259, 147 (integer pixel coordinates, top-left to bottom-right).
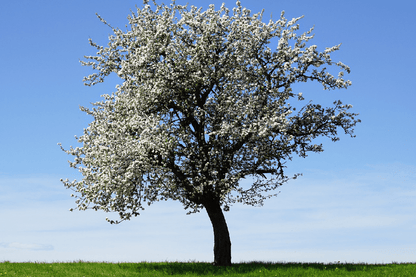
59, 0, 360, 223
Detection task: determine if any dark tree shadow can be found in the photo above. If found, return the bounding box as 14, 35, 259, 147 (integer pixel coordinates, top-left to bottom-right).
116, 261, 415, 275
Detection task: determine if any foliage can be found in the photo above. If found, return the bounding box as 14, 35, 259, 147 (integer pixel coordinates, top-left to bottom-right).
59, 0, 360, 224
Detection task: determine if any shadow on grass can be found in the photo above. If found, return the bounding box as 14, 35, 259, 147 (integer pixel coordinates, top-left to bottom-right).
2, 260, 415, 276
118, 261, 412, 275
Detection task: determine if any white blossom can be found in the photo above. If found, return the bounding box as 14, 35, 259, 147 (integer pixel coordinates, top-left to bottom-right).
60, 0, 360, 224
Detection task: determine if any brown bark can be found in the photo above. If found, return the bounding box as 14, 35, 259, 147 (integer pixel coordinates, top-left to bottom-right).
203, 199, 232, 266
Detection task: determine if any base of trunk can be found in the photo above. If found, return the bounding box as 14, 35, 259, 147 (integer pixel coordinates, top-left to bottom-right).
203, 200, 232, 266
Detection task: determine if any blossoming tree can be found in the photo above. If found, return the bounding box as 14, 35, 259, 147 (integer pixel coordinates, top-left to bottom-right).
59, 0, 360, 266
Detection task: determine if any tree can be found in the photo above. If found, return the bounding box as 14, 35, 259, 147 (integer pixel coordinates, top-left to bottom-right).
59, 0, 360, 266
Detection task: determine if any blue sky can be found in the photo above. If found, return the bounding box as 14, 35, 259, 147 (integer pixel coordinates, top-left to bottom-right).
1, 0, 415, 264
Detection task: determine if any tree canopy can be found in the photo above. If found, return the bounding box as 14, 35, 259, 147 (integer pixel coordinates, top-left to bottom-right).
59, 0, 360, 266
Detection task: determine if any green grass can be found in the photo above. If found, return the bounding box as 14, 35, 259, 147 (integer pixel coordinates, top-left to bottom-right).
1, 260, 416, 276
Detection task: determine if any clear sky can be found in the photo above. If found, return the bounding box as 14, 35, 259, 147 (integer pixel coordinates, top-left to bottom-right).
1, 0, 415, 264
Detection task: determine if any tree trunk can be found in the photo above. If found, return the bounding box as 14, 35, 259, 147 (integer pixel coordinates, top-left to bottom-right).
203, 199, 232, 266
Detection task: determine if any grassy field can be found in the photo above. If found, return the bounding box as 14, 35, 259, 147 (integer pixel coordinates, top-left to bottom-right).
1, 260, 416, 276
